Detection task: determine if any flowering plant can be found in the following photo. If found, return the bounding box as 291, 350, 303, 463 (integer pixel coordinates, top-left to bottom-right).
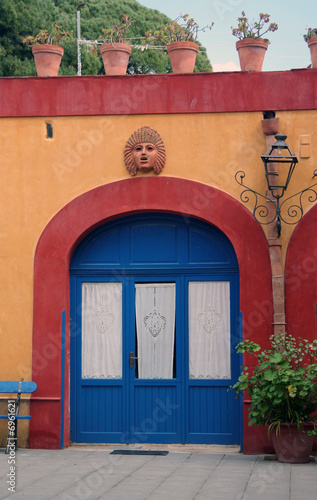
231, 11, 278, 40
303, 27, 317, 42
23, 21, 72, 46
232, 333, 317, 435
99, 14, 135, 43
145, 14, 214, 44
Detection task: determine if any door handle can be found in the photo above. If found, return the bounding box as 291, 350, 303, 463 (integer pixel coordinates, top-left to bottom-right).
130, 351, 139, 368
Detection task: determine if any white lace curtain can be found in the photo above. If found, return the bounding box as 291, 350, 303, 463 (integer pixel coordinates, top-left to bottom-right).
135, 283, 176, 379
189, 281, 231, 379
82, 282, 122, 379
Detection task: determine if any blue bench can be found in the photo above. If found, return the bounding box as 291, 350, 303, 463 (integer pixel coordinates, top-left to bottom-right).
0, 379, 37, 454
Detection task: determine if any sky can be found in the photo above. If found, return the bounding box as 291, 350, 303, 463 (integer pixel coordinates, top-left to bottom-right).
139, 0, 316, 72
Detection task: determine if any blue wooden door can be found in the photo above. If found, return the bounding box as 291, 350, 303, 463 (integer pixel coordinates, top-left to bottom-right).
70, 214, 240, 445
128, 278, 182, 443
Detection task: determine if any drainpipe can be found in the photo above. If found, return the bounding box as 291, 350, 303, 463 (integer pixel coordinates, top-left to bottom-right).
261, 112, 286, 336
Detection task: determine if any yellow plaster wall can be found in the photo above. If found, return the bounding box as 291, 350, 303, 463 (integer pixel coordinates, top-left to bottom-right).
0, 110, 316, 378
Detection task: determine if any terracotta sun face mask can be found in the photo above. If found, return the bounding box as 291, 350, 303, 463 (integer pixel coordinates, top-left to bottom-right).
132, 142, 158, 172
124, 126, 166, 176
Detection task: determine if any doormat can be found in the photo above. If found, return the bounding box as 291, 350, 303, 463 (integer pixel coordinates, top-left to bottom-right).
110, 450, 169, 456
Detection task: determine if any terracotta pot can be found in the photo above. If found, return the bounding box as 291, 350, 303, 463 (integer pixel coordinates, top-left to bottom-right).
236, 39, 269, 72
307, 35, 317, 68
271, 423, 315, 463
100, 43, 132, 76
167, 41, 199, 73
32, 45, 64, 77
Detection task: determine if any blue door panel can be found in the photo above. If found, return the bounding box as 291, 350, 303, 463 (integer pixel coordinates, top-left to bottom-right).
73, 226, 121, 267
188, 225, 235, 265
76, 385, 124, 442
130, 222, 180, 264
187, 386, 239, 444
131, 385, 181, 443
70, 213, 241, 445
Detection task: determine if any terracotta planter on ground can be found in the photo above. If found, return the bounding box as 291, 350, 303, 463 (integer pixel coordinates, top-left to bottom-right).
100, 43, 132, 76
167, 41, 199, 73
32, 45, 64, 77
236, 38, 269, 72
307, 35, 317, 68
271, 423, 315, 463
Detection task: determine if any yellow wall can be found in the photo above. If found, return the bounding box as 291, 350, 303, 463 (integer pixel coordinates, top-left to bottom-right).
0, 110, 316, 379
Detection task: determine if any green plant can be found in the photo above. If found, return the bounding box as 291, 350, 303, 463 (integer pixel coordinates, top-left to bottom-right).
304, 27, 317, 42
232, 334, 317, 436
145, 13, 214, 44
99, 14, 135, 44
22, 21, 72, 46
231, 11, 278, 41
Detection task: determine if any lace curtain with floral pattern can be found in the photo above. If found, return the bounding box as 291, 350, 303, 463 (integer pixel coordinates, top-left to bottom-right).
135, 283, 176, 379
189, 281, 231, 379
82, 282, 122, 378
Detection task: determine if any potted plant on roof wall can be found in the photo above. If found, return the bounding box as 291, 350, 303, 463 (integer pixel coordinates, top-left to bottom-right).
99, 15, 135, 75
232, 333, 317, 463
231, 12, 278, 71
145, 14, 214, 73
303, 27, 317, 68
23, 21, 72, 77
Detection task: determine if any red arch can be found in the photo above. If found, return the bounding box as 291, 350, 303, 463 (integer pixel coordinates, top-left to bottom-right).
285, 204, 317, 340
285, 205, 317, 456
30, 177, 272, 451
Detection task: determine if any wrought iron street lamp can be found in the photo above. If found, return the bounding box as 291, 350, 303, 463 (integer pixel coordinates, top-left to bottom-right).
235, 133, 317, 236
261, 133, 298, 195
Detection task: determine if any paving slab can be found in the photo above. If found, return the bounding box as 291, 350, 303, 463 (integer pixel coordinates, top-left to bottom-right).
0, 446, 316, 500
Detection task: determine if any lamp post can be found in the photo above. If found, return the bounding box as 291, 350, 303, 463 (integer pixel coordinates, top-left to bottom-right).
235, 133, 317, 236
77, 3, 85, 76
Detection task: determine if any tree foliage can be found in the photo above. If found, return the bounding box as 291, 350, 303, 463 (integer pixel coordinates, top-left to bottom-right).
0, 0, 212, 76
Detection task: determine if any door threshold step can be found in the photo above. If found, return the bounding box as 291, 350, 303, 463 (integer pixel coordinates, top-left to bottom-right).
69, 443, 241, 454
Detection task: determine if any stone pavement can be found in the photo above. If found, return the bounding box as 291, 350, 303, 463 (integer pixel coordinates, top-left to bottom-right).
0, 444, 316, 500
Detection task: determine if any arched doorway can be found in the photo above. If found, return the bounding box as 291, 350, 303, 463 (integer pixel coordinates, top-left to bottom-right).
30, 177, 272, 450
70, 213, 240, 444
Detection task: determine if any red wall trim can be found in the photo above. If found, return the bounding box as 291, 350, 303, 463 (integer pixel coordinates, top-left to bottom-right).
30, 177, 273, 452
1, 69, 317, 118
